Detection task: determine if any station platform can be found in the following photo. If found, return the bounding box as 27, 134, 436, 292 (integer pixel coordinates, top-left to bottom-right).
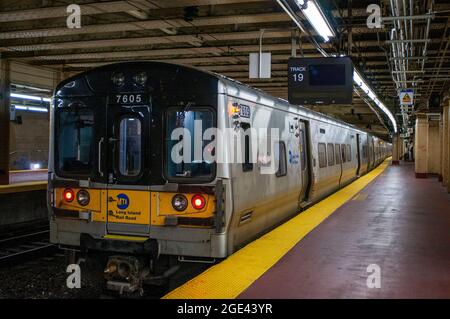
164, 159, 450, 299
0, 170, 47, 194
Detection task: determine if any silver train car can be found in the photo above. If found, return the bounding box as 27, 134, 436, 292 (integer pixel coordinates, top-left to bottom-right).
48, 61, 391, 293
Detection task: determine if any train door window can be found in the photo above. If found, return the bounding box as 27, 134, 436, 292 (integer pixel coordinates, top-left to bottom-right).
346, 144, 351, 161
56, 109, 94, 175
318, 143, 327, 168
300, 129, 307, 171
335, 144, 341, 164
327, 143, 335, 166
275, 141, 287, 177
242, 125, 253, 172
165, 108, 215, 181
118, 117, 142, 177
341, 144, 346, 163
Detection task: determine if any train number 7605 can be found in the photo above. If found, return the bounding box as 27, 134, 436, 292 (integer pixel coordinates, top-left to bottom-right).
113, 93, 146, 105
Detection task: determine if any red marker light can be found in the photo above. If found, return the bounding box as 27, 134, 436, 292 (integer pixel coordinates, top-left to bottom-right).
63, 188, 74, 202
191, 194, 206, 210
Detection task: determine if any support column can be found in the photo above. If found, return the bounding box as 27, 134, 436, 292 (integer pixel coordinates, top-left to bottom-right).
0, 58, 10, 185
401, 138, 405, 160
392, 133, 400, 165
439, 115, 444, 181
427, 119, 441, 175
446, 103, 450, 192
443, 103, 449, 188
415, 114, 428, 178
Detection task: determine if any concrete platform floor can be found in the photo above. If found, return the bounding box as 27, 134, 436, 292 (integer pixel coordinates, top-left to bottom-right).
239, 162, 450, 298
9, 170, 47, 184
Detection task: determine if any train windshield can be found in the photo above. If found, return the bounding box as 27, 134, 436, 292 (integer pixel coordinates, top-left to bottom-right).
56, 110, 94, 175
166, 108, 215, 181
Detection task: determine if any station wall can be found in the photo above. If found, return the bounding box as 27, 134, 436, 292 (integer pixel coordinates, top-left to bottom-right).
9, 110, 49, 170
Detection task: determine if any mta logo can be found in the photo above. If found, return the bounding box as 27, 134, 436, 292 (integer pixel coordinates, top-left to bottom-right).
117, 193, 129, 210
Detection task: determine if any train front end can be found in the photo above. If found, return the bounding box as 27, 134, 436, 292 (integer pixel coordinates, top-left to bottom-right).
48, 62, 227, 294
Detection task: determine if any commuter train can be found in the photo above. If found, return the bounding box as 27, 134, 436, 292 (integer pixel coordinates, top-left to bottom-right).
48, 61, 391, 294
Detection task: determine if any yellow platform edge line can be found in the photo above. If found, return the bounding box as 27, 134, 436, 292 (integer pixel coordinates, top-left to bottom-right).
163, 158, 391, 299
0, 181, 48, 194
10, 169, 48, 173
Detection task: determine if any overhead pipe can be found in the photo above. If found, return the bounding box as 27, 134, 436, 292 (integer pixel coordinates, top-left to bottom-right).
421, 8, 432, 71
381, 14, 434, 22
402, 0, 409, 74
409, 0, 414, 59
386, 39, 430, 44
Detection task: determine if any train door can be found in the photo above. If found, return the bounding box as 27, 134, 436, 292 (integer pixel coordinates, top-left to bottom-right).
104, 98, 152, 235
336, 144, 343, 187
367, 136, 373, 169
356, 134, 361, 176
372, 138, 377, 167
298, 120, 311, 204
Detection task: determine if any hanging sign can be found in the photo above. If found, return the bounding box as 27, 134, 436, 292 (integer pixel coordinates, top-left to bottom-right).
399, 89, 414, 106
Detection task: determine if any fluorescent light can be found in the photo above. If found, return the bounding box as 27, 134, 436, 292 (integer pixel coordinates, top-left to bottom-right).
28, 106, 48, 112
353, 70, 398, 133
11, 93, 51, 103
13, 104, 48, 112
296, 0, 334, 42
11, 93, 41, 101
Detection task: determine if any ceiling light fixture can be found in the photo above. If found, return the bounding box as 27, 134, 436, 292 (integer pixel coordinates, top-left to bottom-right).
11, 93, 50, 103
295, 0, 334, 42
353, 70, 398, 133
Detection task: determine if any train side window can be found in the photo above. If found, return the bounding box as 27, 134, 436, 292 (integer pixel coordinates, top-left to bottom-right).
242, 132, 253, 172
347, 144, 351, 161
327, 143, 334, 166
335, 144, 341, 164
318, 143, 327, 168
341, 144, 346, 163
275, 141, 287, 177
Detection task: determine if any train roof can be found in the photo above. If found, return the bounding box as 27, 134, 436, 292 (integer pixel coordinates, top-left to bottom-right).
55, 60, 387, 140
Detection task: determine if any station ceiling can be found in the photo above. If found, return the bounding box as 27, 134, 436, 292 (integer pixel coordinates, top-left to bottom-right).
1, 0, 449, 139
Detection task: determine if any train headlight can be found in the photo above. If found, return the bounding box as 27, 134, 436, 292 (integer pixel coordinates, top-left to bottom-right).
172, 194, 188, 211
76, 189, 90, 206
133, 72, 147, 86
63, 188, 74, 202
191, 194, 206, 210
111, 72, 125, 87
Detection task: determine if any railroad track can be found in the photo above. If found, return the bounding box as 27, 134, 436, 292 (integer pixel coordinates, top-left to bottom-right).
0, 228, 55, 264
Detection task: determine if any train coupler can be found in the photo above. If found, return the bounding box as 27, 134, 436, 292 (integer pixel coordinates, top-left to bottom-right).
104, 255, 146, 295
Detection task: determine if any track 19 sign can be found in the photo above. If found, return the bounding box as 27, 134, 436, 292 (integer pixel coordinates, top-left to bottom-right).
287, 57, 353, 105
